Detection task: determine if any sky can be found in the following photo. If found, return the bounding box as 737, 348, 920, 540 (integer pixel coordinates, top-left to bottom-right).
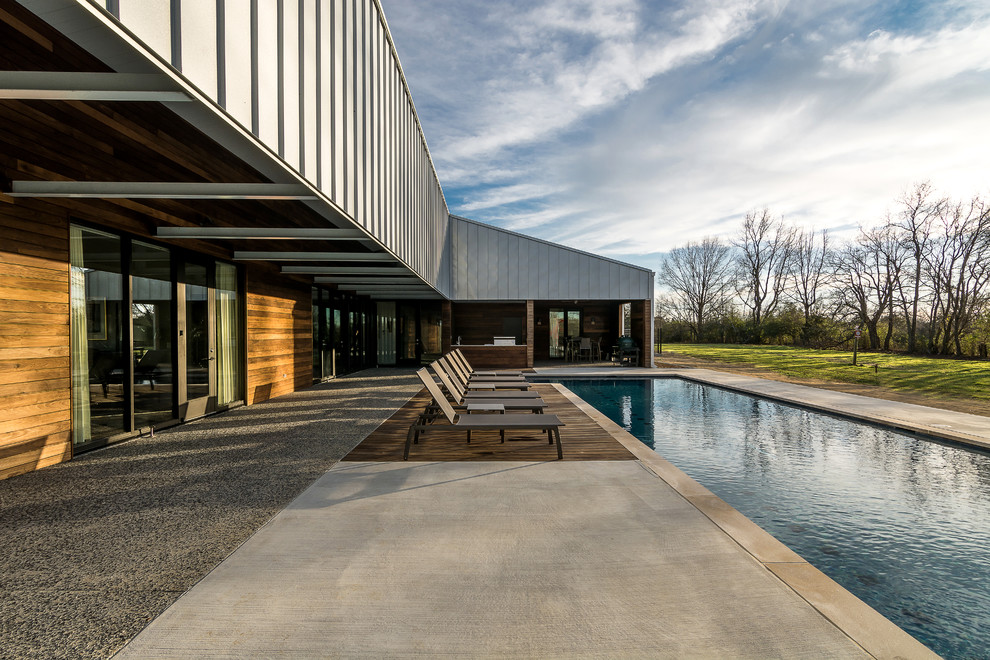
378, 0, 990, 271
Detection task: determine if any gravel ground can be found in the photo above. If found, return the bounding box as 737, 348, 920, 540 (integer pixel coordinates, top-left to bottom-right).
0, 369, 421, 660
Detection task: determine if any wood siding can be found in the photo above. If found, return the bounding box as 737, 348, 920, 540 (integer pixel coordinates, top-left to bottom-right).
454, 345, 528, 370
0, 197, 72, 480
631, 299, 652, 368
451, 302, 527, 346
246, 268, 312, 405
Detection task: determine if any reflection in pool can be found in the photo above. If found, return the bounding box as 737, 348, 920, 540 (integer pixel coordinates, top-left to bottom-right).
555, 378, 990, 659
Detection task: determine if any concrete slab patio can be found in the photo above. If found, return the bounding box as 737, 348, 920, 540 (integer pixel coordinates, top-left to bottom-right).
5, 363, 964, 658
112, 366, 955, 659
115, 461, 871, 659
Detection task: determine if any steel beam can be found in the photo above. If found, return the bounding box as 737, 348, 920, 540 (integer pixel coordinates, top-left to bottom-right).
234, 251, 393, 261
313, 277, 422, 284
8, 181, 318, 200
0, 71, 190, 101
283, 266, 410, 275
157, 227, 371, 240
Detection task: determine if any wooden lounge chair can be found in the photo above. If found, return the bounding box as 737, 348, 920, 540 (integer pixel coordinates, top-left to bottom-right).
442, 353, 526, 382
438, 356, 532, 390
429, 362, 542, 403
405, 369, 563, 460
450, 349, 523, 377
421, 369, 548, 417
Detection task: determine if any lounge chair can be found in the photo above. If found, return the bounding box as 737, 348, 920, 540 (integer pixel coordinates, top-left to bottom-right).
438, 355, 532, 390
406, 369, 563, 460
421, 369, 548, 417
443, 353, 526, 382
451, 349, 523, 377
429, 362, 542, 403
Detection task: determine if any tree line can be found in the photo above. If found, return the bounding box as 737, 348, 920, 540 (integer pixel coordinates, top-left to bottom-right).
657, 182, 990, 357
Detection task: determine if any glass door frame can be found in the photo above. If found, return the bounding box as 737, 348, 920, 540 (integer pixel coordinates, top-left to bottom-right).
549, 307, 583, 359
177, 257, 217, 421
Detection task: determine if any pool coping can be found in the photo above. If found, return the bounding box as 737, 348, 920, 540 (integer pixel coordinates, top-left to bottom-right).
534, 366, 990, 452
549, 380, 942, 660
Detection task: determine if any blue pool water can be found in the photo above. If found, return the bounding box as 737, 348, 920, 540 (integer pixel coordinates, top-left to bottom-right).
555, 378, 990, 659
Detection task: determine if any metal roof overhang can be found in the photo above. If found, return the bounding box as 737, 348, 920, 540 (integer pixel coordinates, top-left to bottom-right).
6, 0, 443, 300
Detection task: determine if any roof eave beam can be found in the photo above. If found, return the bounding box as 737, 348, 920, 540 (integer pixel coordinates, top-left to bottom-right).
284, 266, 410, 275
313, 277, 422, 284
8, 181, 319, 200
157, 227, 372, 240
0, 71, 190, 101
234, 252, 392, 261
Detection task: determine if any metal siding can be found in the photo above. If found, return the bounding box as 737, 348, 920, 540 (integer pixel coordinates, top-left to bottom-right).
318, 0, 330, 190
539, 243, 550, 299
280, 0, 300, 168
256, 0, 278, 146
222, 0, 252, 129
332, 0, 344, 203
547, 243, 558, 299
559, 249, 572, 299
179, 0, 218, 101
498, 231, 509, 299
119, 0, 171, 61
620, 266, 632, 299
302, 0, 317, 180
506, 232, 519, 300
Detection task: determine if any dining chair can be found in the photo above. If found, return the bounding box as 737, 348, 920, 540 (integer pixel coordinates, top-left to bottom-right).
579, 337, 592, 361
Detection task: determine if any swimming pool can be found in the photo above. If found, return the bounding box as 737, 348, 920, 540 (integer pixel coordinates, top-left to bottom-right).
554, 378, 990, 659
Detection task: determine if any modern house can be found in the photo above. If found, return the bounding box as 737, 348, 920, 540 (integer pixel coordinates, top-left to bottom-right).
0, 0, 654, 480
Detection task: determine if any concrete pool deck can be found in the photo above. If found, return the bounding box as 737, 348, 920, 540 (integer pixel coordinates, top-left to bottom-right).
111, 367, 955, 659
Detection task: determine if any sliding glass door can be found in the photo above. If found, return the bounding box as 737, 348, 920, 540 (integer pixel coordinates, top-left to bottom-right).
70, 224, 242, 449
180, 260, 214, 420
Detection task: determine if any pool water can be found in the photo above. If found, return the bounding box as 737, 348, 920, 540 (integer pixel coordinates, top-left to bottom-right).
556, 378, 990, 659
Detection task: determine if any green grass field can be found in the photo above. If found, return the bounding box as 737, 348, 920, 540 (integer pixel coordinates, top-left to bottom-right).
661, 344, 990, 402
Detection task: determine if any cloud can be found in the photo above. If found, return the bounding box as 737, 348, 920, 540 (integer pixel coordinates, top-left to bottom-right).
382, 0, 990, 269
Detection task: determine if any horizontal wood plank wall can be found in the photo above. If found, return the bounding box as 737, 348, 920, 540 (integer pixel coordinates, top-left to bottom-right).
246, 269, 312, 405
451, 302, 526, 346
630, 299, 652, 367
456, 345, 527, 370
0, 196, 72, 480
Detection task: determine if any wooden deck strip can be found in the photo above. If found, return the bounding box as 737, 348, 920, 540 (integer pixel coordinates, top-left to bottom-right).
343, 384, 637, 462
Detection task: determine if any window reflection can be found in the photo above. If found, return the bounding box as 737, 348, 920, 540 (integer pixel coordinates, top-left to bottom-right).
132, 241, 173, 427
70, 227, 125, 444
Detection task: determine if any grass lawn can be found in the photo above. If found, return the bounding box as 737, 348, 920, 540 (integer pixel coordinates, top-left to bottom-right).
661, 344, 990, 403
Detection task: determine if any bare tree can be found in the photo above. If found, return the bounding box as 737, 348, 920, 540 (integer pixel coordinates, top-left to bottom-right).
733, 208, 795, 342
832, 226, 902, 350
790, 227, 831, 342
658, 238, 735, 341
890, 182, 945, 352
925, 197, 990, 354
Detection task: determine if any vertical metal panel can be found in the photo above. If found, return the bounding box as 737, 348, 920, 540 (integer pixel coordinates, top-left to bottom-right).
331, 0, 344, 203
341, 0, 353, 215
539, 243, 550, 299
119, 0, 172, 61
179, 0, 218, 101
112, 0, 450, 286
497, 231, 508, 299
301, 0, 317, 179
546, 242, 558, 299
317, 0, 329, 190
351, 0, 363, 224
446, 217, 652, 301
255, 0, 278, 145
222, 0, 252, 129
281, 0, 300, 168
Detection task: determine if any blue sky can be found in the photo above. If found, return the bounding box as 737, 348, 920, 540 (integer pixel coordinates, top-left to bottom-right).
379, 0, 990, 271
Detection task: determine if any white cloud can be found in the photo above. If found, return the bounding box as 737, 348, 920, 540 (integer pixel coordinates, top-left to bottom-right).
382, 0, 990, 269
